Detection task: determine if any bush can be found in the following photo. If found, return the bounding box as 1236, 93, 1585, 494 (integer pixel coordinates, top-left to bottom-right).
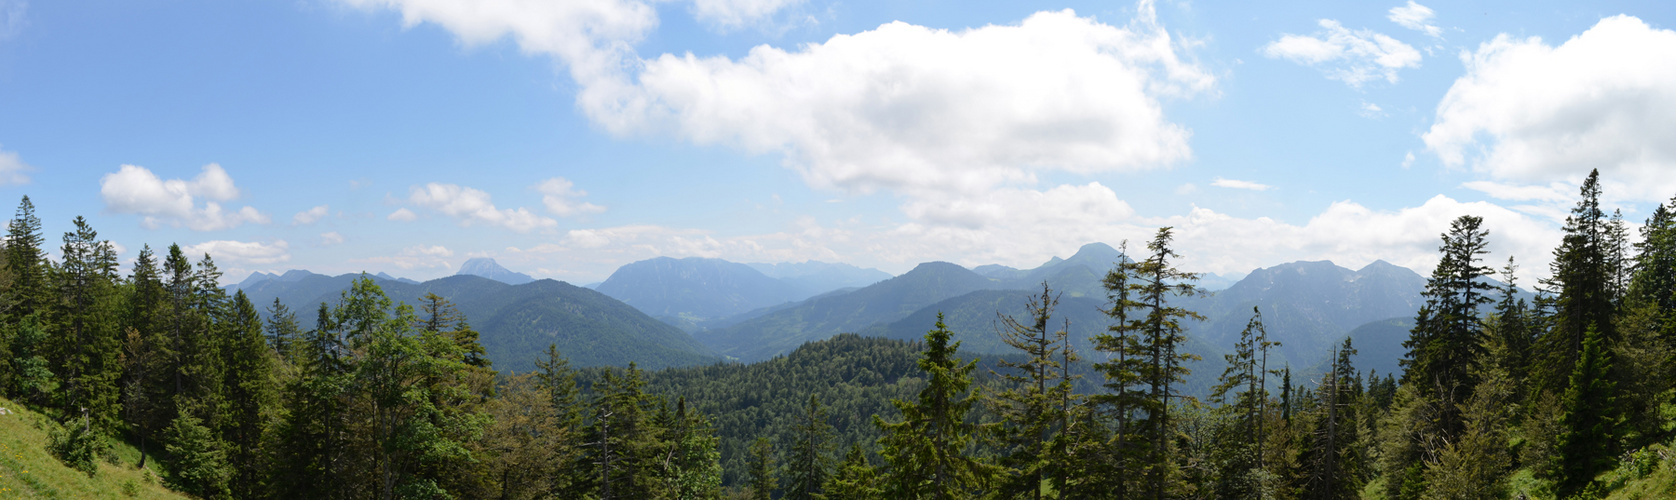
48, 420, 108, 478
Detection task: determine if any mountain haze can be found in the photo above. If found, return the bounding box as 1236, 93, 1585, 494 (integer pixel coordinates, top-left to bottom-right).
239, 273, 719, 372
456, 257, 536, 285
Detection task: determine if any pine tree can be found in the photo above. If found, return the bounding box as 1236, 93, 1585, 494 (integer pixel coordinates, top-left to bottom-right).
875, 313, 992, 499
1209, 306, 1280, 499
823, 443, 882, 500
1421, 358, 1514, 500
5, 196, 48, 316
1401, 214, 1493, 437
1096, 227, 1204, 499
53, 216, 124, 429
1554, 323, 1618, 498
1536, 169, 1617, 393
265, 298, 302, 361
163, 407, 232, 499
222, 290, 278, 498
748, 437, 778, 500
988, 283, 1071, 499
785, 395, 836, 500
1300, 338, 1362, 500
656, 397, 724, 499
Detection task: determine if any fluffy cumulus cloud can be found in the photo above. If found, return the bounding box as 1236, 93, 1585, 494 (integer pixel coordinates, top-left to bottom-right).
293, 204, 330, 225
388, 208, 418, 221
1211, 177, 1272, 191
320, 231, 346, 245
338, 0, 1211, 199
181, 240, 291, 265
606, 7, 1213, 197
406, 183, 557, 232
1263, 19, 1422, 87
1424, 16, 1676, 203
535, 177, 605, 217
1387, 1, 1440, 38
0, 146, 32, 185
99, 164, 271, 231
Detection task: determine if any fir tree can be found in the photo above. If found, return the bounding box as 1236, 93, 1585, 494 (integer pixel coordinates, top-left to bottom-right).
748, 437, 778, 500
1554, 323, 1618, 498
222, 291, 278, 499
785, 394, 836, 500
875, 313, 992, 499
1401, 214, 1493, 437
823, 443, 882, 500
987, 283, 1072, 499
1300, 338, 1362, 500
1536, 169, 1617, 393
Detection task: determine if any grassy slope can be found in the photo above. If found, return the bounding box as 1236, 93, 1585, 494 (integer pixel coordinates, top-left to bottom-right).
0, 397, 188, 499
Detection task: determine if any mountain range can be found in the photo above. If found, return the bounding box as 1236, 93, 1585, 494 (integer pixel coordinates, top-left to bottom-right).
593, 257, 891, 330
236, 270, 719, 372
230, 244, 1490, 389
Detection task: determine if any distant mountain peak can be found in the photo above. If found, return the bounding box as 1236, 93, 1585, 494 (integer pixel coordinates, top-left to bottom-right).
456, 258, 535, 285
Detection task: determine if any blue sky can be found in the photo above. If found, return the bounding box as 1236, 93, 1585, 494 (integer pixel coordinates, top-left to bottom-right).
1, 0, 1672, 284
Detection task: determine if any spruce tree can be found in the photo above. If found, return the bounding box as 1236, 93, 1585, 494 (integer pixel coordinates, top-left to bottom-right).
1209, 306, 1279, 499
1401, 214, 1493, 437
1300, 338, 1362, 500
1097, 227, 1204, 499
988, 283, 1070, 499
1536, 169, 1617, 393
823, 443, 882, 500
223, 291, 278, 498
785, 395, 836, 500
875, 313, 992, 499
265, 298, 301, 361
53, 216, 124, 429
1554, 323, 1618, 498
748, 437, 778, 500
5, 196, 47, 315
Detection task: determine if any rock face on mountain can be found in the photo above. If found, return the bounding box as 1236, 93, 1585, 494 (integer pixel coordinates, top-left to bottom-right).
240, 273, 718, 372
456, 257, 535, 285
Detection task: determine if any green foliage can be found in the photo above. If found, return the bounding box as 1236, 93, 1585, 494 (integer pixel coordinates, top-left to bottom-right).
48, 419, 107, 478
748, 437, 776, 500
1556, 323, 1621, 498
785, 395, 836, 500
822, 443, 882, 500
160, 410, 229, 499
874, 313, 993, 499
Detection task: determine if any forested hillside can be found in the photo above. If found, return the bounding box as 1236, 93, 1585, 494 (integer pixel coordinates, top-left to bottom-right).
240, 272, 721, 371
2, 167, 1674, 498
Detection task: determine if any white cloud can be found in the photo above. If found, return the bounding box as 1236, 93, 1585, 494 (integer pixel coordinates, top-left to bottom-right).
1387, 1, 1441, 38
1262, 19, 1422, 87
1359, 101, 1385, 119
1460, 181, 1572, 203
320, 231, 346, 245
293, 204, 330, 225
1402, 151, 1416, 168
601, 7, 1213, 197
1157, 195, 1560, 284
406, 183, 557, 232
181, 240, 291, 265
341, 1, 1212, 200
99, 164, 270, 231
387, 208, 418, 221
1423, 15, 1676, 202
1211, 177, 1272, 191
535, 177, 606, 216
495, 186, 1563, 287
0, 146, 32, 185
690, 0, 801, 31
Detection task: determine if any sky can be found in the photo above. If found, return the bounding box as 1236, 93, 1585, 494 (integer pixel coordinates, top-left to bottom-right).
1, 0, 1673, 285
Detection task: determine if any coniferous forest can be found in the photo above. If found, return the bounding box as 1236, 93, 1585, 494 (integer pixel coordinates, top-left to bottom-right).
4, 167, 1676, 499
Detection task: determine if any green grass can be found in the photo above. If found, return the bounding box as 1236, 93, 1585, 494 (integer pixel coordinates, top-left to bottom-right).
0, 396, 188, 499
